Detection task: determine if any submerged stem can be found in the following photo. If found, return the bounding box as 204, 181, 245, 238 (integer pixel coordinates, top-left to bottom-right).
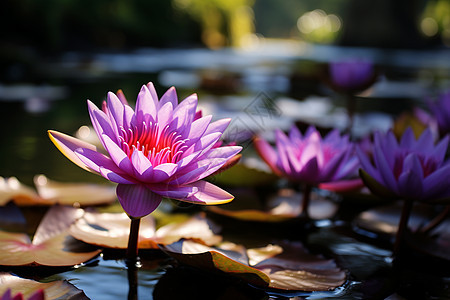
393, 198, 414, 259
301, 184, 312, 219
345, 93, 356, 138
127, 260, 139, 300
126, 217, 141, 300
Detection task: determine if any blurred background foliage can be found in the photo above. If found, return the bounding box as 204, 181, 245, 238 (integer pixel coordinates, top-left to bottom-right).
1, 0, 449, 53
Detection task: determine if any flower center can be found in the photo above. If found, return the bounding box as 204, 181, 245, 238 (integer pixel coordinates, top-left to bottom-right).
393, 152, 438, 179
118, 122, 188, 165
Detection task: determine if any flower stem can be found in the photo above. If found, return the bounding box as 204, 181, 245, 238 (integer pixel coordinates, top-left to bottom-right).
301, 184, 312, 219
126, 218, 141, 261
420, 204, 450, 235
393, 198, 414, 259
346, 93, 356, 138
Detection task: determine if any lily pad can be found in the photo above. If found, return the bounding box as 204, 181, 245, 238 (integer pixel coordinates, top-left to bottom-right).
209, 189, 338, 222
33, 174, 116, 206
210, 159, 278, 187
354, 202, 450, 260
0, 177, 39, 206
0, 273, 88, 299
406, 218, 450, 261
353, 202, 435, 237
0, 175, 116, 207
160, 239, 346, 291
0, 205, 101, 266
69, 211, 157, 249
69, 211, 222, 249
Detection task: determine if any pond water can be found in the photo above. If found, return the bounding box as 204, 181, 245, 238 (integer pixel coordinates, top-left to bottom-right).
1, 41, 450, 299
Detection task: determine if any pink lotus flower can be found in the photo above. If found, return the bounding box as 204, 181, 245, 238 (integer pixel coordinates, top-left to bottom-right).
254, 126, 359, 186
357, 128, 450, 202
49, 82, 242, 218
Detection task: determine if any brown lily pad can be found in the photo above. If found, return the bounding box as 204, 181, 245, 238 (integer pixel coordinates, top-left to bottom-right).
248, 242, 346, 291
69, 211, 222, 249
0, 205, 101, 266
211, 159, 278, 187
354, 202, 450, 260
354, 202, 435, 237
0, 273, 88, 299
33, 174, 116, 206
209, 188, 338, 222
0, 177, 39, 206
0, 175, 116, 207
160, 239, 346, 292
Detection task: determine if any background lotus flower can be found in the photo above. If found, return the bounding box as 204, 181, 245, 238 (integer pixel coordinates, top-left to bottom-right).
328, 59, 376, 93
255, 125, 359, 217
357, 127, 450, 257
1, 289, 44, 300
327, 58, 377, 135
255, 126, 358, 185
428, 90, 450, 137
48, 82, 242, 219
358, 127, 450, 203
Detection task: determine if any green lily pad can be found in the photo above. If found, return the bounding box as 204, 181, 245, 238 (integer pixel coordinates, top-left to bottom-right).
160, 239, 346, 291
0, 205, 101, 266
0, 273, 88, 299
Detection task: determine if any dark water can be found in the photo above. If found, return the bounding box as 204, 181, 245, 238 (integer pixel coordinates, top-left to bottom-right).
1, 43, 450, 299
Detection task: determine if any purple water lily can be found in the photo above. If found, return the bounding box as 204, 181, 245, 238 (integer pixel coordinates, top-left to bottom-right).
428, 90, 450, 136
255, 126, 358, 185
48, 82, 242, 218
358, 127, 450, 202
1, 289, 44, 300
358, 127, 450, 257
329, 59, 375, 93
255, 126, 359, 217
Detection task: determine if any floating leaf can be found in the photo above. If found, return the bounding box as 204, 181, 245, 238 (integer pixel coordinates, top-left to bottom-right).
0, 273, 88, 299
69, 211, 222, 249
33, 174, 116, 206
0, 177, 39, 206
211, 160, 278, 187
0, 175, 116, 207
0, 205, 101, 266
406, 218, 450, 261
355, 203, 450, 260
353, 202, 435, 237
209, 189, 338, 222
161, 240, 346, 291
248, 241, 346, 291
154, 212, 222, 246
69, 211, 157, 249
161, 240, 270, 288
